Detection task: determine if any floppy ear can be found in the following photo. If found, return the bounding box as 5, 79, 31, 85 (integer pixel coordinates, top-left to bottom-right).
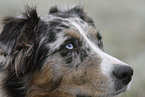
0, 7, 40, 76
0, 7, 39, 55
1, 7, 51, 97
0, 16, 26, 55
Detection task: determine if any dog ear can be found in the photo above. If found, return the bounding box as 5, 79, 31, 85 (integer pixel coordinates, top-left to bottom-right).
0, 7, 41, 96
0, 16, 26, 55
0, 7, 39, 55
68, 6, 95, 26
0, 7, 40, 75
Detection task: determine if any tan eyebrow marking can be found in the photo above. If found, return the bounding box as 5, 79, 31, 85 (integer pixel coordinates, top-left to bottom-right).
66, 29, 81, 40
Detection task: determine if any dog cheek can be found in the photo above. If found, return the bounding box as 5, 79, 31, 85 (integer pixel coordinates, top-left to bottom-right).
28, 61, 63, 97
66, 58, 109, 94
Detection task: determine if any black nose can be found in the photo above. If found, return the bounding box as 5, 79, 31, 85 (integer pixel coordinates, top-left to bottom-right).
113, 65, 133, 85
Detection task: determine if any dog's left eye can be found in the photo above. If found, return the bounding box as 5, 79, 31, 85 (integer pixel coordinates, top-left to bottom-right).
65, 43, 74, 50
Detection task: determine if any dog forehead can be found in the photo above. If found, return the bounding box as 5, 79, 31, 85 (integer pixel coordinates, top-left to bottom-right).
40, 15, 98, 45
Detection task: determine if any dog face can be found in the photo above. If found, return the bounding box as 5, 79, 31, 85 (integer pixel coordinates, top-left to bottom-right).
0, 6, 133, 97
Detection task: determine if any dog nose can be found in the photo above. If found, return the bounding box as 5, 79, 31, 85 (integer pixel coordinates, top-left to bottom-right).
113, 65, 133, 85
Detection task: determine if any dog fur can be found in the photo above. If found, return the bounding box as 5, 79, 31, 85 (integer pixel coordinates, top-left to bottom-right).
0, 6, 133, 97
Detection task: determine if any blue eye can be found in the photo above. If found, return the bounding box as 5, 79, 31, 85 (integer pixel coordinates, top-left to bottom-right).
65, 43, 74, 50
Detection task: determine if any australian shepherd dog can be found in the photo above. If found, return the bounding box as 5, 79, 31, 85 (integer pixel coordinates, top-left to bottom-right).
0, 6, 133, 97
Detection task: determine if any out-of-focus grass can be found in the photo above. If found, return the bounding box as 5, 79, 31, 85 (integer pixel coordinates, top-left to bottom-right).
0, 0, 145, 97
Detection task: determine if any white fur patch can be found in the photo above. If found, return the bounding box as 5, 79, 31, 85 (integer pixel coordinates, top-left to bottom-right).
66, 17, 129, 79
40, 16, 130, 83
48, 32, 68, 52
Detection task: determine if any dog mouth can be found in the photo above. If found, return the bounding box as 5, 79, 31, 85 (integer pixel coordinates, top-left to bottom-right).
107, 85, 127, 97
113, 88, 126, 95
76, 95, 92, 97
76, 86, 127, 97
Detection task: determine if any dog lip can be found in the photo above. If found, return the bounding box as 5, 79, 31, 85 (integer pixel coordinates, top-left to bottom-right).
76, 94, 92, 97
112, 74, 130, 91
112, 91, 122, 95
112, 87, 127, 96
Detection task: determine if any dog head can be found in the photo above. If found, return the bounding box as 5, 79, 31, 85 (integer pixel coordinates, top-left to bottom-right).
0, 6, 133, 97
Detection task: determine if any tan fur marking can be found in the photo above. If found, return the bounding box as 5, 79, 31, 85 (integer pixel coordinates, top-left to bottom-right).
31, 63, 53, 85
28, 59, 64, 97
57, 58, 108, 96
66, 29, 81, 40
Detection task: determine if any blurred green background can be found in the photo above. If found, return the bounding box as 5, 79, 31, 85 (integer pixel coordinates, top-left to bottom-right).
0, 0, 145, 97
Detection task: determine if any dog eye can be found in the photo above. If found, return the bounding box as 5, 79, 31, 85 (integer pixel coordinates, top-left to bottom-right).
65, 43, 74, 50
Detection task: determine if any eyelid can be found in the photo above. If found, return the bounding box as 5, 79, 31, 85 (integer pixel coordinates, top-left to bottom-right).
65, 40, 74, 45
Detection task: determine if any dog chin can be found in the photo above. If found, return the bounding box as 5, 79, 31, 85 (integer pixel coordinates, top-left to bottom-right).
110, 78, 132, 97
109, 86, 128, 97
98, 85, 128, 97
76, 88, 127, 97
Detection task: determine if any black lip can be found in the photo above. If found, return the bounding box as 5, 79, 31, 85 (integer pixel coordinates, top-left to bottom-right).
76, 95, 92, 97
112, 88, 126, 96
113, 75, 129, 91
76, 89, 126, 97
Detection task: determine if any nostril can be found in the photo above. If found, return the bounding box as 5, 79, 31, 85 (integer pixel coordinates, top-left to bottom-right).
113, 65, 133, 85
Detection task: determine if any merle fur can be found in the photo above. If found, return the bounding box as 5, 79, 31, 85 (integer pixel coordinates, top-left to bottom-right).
0, 6, 95, 97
